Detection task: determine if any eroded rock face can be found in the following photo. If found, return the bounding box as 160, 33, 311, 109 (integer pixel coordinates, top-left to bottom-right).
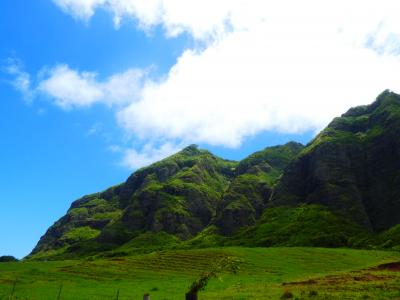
271, 90, 400, 231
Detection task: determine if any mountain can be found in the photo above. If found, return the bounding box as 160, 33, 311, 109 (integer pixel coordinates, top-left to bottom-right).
227, 90, 400, 250
30, 145, 237, 258
270, 90, 400, 232
29, 143, 302, 259
29, 90, 400, 260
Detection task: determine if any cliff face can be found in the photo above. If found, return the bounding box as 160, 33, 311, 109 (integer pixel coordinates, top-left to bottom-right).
271, 90, 400, 231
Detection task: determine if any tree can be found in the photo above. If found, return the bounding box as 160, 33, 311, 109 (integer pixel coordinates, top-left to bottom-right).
185, 256, 240, 300
0, 256, 18, 262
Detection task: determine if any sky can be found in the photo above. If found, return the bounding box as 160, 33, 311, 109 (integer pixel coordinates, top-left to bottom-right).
2, 0, 400, 258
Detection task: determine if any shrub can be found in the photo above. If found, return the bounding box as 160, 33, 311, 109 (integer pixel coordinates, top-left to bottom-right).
0, 255, 18, 262
281, 290, 294, 299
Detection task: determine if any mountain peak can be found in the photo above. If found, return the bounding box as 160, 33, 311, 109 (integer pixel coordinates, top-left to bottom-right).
273, 91, 400, 232
342, 90, 400, 118
180, 144, 201, 156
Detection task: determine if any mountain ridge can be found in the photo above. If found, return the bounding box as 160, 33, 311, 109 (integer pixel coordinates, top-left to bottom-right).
271, 90, 400, 231
29, 90, 400, 260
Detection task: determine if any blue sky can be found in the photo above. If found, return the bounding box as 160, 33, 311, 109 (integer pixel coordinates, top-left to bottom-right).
2, 0, 400, 258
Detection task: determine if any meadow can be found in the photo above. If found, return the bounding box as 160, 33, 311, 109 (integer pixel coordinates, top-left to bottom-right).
0, 247, 399, 300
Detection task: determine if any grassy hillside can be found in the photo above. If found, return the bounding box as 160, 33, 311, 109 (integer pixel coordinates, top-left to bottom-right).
1, 247, 399, 299
230, 205, 373, 248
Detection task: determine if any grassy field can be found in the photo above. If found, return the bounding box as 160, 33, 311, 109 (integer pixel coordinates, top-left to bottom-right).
0, 247, 399, 299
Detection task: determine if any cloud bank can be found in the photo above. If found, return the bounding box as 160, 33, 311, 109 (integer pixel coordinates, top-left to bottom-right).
10, 0, 400, 167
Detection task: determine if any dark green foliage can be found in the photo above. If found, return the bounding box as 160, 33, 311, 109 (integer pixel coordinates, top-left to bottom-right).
0, 255, 18, 262
281, 290, 294, 299
379, 224, 400, 249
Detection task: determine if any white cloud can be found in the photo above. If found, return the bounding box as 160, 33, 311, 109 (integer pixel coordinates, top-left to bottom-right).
37, 64, 144, 109
121, 142, 182, 169
52, 0, 400, 44
103, 68, 145, 105
52, 0, 105, 20
116, 2, 400, 146
17, 0, 400, 167
38, 65, 103, 108
3, 59, 34, 102
52, 0, 240, 39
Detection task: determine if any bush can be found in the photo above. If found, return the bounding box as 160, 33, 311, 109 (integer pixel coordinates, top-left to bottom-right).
0, 255, 18, 262
281, 290, 294, 299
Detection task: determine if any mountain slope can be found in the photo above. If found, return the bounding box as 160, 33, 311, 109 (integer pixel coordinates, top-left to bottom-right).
271, 90, 400, 231
31, 145, 237, 258
214, 142, 304, 234
30, 142, 304, 259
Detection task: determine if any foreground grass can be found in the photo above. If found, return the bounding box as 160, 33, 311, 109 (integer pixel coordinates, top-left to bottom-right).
0, 247, 399, 299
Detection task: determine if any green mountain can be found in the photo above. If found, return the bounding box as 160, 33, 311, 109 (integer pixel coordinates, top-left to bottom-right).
31, 145, 237, 258
271, 90, 400, 232
30, 91, 400, 260
30, 143, 302, 259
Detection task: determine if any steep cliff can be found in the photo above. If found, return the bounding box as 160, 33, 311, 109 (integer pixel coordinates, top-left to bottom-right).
271, 90, 400, 231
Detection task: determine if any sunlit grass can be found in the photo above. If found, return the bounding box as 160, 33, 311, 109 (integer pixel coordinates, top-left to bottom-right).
0, 247, 399, 299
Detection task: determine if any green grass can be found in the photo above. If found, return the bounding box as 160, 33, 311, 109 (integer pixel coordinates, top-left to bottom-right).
1, 247, 399, 299
231, 205, 373, 248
